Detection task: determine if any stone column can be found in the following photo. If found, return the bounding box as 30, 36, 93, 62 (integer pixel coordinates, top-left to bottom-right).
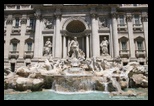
18, 15, 27, 60
142, 14, 148, 57
27, 18, 30, 26
34, 10, 41, 59
109, 19, 113, 57
126, 14, 136, 59
63, 35, 67, 58
4, 15, 13, 60
39, 19, 44, 57
82, 37, 84, 51
86, 34, 89, 58
54, 9, 62, 58
67, 37, 70, 56
89, 33, 92, 57
111, 13, 119, 58
90, 9, 100, 57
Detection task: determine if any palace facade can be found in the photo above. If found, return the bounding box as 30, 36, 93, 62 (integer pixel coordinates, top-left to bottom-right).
4, 4, 148, 72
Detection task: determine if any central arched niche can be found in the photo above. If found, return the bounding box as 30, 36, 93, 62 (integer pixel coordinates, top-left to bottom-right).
66, 20, 86, 33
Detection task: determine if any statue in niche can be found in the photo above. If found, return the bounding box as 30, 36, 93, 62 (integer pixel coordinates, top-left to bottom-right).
100, 37, 109, 56
68, 37, 85, 59
99, 18, 107, 28
45, 19, 53, 29
43, 38, 52, 56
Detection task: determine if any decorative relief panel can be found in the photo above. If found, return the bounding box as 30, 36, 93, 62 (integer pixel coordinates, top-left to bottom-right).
44, 18, 54, 29
99, 17, 108, 29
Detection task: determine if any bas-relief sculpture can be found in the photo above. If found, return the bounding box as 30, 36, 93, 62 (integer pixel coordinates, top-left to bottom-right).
99, 18, 107, 29
44, 19, 53, 29
43, 38, 52, 56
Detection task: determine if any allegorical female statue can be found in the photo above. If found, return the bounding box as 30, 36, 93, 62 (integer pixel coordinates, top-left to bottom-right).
100, 37, 109, 55
43, 38, 52, 56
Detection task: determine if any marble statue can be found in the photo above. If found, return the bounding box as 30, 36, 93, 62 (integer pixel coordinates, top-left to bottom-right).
86, 56, 100, 73
43, 38, 52, 56
43, 59, 52, 70
100, 37, 109, 56
69, 37, 85, 59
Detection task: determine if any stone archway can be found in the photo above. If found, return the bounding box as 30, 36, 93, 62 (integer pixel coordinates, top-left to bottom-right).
62, 17, 89, 31
66, 20, 86, 33
61, 17, 90, 58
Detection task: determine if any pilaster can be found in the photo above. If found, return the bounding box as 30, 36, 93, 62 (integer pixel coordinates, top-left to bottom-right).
54, 8, 62, 58
126, 14, 136, 59
111, 12, 119, 58
141, 13, 148, 57
34, 10, 42, 59
90, 7, 100, 57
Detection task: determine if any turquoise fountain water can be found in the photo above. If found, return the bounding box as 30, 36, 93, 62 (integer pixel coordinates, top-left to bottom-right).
4, 89, 148, 100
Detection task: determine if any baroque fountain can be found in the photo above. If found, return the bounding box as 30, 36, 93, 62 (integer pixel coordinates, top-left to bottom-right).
4, 37, 148, 99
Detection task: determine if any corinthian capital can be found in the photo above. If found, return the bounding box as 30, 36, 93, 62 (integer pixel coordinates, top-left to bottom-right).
90, 7, 97, 18
6, 15, 13, 25
90, 13, 97, 19
126, 15, 132, 22
34, 10, 41, 19
54, 8, 61, 18
20, 18, 27, 24
6, 19, 13, 25
111, 13, 117, 18
141, 16, 148, 22
141, 13, 148, 22
20, 15, 27, 24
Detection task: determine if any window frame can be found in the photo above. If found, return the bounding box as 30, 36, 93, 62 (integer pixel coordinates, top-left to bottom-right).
12, 43, 17, 51
121, 41, 127, 50
134, 15, 140, 25
137, 41, 143, 50
15, 17, 19, 27
119, 15, 125, 26
27, 42, 32, 51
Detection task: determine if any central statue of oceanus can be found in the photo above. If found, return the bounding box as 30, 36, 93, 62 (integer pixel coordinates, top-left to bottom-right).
68, 37, 85, 60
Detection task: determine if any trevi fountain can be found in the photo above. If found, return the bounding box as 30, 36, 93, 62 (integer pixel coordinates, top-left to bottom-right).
4, 37, 148, 100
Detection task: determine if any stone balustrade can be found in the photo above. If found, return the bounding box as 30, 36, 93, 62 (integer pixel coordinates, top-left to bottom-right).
9, 51, 19, 59
24, 51, 34, 59
135, 50, 146, 58
119, 50, 130, 58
